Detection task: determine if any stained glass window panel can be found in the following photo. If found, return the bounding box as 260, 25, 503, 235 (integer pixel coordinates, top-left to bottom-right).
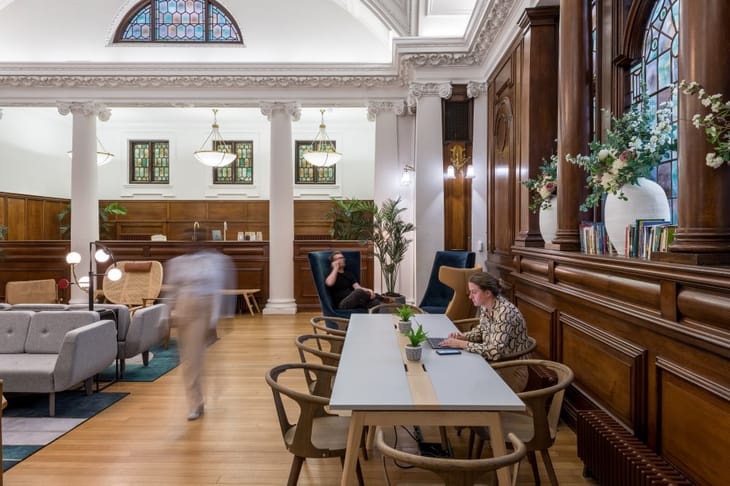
117, 1, 242, 44
295, 141, 336, 184
632, 0, 680, 224
129, 141, 170, 184
213, 141, 253, 184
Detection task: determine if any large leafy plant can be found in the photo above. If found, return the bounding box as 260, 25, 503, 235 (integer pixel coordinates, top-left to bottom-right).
58, 202, 128, 240
370, 197, 415, 296
326, 197, 375, 240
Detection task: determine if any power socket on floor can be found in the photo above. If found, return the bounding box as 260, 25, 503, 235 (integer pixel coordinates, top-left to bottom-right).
418, 441, 451, 458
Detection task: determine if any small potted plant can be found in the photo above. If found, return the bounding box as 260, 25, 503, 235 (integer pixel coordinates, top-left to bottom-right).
396, 305, 415, 334
404, 323, 428, 361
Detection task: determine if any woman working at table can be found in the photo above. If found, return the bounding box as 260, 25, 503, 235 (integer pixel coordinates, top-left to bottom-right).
440, 272, 530, 361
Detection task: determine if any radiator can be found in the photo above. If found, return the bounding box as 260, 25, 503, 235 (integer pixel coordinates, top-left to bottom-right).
577, 410, 693, 485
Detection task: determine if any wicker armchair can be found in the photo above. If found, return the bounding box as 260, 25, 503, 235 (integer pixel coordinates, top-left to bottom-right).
102, 260, 163, 309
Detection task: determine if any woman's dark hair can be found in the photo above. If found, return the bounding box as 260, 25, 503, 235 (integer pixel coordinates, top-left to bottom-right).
468, 272, 501, 297
329, 250, 343, 262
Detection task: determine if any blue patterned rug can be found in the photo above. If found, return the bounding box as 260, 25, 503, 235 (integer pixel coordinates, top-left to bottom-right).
98, 339, 180, 382
2, 390, 127, 471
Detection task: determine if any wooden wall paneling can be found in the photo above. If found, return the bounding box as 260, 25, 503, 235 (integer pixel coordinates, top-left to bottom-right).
0, 195, 6, 227
515, 292, 556, 359
168, 201, 206, 221
487, 55, 516, 271
43, 200, 66, 240
677, 286, 730, 333
25, 199, 44, 240
443, 142, 472, 251
6, 197, 26, 240
0, 241, 71, 302
294, 200, 336, 237
560, 313, 648, 437
656, 358, 730, 485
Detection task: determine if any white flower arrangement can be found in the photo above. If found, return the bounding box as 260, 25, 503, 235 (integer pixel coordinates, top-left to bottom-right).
680, 80, 730, 168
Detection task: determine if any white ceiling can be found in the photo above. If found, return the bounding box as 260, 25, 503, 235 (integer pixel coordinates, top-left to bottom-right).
0, 0, 478, 65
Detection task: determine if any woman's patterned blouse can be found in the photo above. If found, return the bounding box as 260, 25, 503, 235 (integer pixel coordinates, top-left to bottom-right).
462, 295, 530, 360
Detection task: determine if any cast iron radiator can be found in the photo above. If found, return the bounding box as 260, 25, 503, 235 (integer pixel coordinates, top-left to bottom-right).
577, 410, 693, 485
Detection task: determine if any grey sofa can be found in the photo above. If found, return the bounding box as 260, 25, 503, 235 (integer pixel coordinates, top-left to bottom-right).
0, 310, 117, 416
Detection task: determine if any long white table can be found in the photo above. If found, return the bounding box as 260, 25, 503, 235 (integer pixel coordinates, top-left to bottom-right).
329, 313, 525, 485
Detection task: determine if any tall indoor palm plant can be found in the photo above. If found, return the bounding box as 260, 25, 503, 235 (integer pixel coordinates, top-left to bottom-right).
370, 197, 415, 297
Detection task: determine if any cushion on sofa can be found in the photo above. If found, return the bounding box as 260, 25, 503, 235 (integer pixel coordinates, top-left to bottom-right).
0, 354, 58, 392
24, 311, 100, 354
0, 311, 34, 353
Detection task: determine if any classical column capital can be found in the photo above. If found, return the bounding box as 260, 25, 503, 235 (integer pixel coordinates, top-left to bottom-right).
366, 100, 407, 121
56, 101, 111, 121
260, 101, 301, 122
407, 82, 452, 106
467, 81, 487, 98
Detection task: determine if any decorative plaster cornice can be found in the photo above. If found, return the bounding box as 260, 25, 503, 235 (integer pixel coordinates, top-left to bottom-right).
366, 100, 408, 121
57, 101, 111, 121
407, 82, 452, 106
0, 0, 517, 91
361, 0, 415, 36
260, 101, 301, 121
467, 81, 487, 98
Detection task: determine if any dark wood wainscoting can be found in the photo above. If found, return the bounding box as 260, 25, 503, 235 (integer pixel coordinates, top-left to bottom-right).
0, 241, 71, 302
0, 192, 68, 241
293, 240, 373, 312
489, 247, 730, 485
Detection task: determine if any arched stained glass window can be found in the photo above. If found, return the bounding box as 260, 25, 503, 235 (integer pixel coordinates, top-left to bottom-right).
116, 0, 242, 44
630, 0, 680, 223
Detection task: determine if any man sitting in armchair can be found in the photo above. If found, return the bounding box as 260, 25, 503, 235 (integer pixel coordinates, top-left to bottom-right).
325, 250, 380, 309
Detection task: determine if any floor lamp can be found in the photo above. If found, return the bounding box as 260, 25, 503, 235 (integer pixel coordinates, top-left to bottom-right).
66, 242, 122, 310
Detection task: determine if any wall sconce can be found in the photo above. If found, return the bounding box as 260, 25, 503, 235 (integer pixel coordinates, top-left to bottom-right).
401, 164, 415, 186
66, 242, 122, 311
445, 144, 475, 179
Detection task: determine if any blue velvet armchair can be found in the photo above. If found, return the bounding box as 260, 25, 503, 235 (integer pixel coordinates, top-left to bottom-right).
418, 251, 476, 314
308, 250, 369, 319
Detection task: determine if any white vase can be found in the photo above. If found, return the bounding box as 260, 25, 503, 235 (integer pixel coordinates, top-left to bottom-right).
603, 177, 670, 256
538, 195, 558, 245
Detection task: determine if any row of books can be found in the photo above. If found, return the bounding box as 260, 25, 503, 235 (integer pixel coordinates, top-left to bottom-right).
625, 219, 677, 258
579, 221, 611, 255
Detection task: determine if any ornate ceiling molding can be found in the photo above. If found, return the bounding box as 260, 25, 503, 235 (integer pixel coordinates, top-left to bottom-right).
366, 100, 408, 121
260, 101, 301, 121
361, 0, 416, 36
57, 101, 111, 121
0, 0, 518, 91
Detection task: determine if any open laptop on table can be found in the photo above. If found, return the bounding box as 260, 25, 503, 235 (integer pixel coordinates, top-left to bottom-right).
427, 336, 449, 349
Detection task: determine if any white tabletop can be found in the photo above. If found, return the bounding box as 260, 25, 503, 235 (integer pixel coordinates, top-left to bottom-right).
329, 313, 525, 412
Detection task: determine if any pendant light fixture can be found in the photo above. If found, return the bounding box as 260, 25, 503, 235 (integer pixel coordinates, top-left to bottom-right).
66, 137, 115, 166
194, 109, 237, 168
303, 108, 342, 167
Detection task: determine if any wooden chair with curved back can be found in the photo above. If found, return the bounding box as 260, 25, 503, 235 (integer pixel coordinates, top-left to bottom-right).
265, 362, 364, 486
375, 428, 527, 486
102, 260, 163, 310
310, 315, 349, 339
368, 303, 426, 314
471, 359, 574, 486
438, 266, 482, 321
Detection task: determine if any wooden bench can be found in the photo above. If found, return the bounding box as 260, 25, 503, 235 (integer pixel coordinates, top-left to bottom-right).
220, 289, 261, 316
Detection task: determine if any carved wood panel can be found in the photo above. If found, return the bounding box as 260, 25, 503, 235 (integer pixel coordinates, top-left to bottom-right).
656, 358, 730, 486
561, 313, 648, 436
515, 292, 556, 359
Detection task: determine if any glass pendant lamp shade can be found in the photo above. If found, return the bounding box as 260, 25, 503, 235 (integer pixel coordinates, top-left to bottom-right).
303, 109, 342, 167
194, 109, 237, 168
66, 138, 114, 166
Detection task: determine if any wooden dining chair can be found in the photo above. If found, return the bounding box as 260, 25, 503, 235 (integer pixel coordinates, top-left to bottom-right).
375, 428, 526, 486
471, 359, 574, 486
295, 334, 345, 397
265, 363, 364, 486
368, 303, 426, 314
310, 315, 349, 339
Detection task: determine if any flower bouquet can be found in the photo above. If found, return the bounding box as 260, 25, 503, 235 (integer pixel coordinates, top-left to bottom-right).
523, 154, 558, 212
679, 80, 730, 168
567, 92, 676, 211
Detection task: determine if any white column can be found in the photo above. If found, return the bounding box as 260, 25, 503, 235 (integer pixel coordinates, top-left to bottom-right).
58, 101, 111, 304
367, 100, 416, 299
468, 81, 487, 269
408, 82, 452, 300
260, 101, 300, 315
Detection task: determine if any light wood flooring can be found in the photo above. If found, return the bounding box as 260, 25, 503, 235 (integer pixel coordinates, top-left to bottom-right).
3, 313, 598, 485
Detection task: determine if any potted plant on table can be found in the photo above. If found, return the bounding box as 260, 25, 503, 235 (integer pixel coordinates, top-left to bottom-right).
369, 197, 415, 303
404, 323, 428, 362
396, 305, 415, 334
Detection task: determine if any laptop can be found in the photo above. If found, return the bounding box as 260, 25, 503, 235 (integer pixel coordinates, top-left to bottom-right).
427, 337, 448, 349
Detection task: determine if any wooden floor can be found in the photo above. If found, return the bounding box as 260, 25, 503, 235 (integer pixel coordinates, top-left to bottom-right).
4, 313, 598, 485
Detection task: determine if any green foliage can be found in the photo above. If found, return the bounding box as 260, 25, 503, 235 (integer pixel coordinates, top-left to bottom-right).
326, 198, 376, 240
58, 202, 128, 240
396, 305, 415, 321
370, 197, 415, 295
522, 154, 558, 213
405, 323, 428, 347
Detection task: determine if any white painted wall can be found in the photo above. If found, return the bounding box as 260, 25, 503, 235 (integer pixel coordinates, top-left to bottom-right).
0, 106, 375, 201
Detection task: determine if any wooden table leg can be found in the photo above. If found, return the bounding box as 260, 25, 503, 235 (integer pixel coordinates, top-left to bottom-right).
486, 412, 512, 486
341, 411, 365, 486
